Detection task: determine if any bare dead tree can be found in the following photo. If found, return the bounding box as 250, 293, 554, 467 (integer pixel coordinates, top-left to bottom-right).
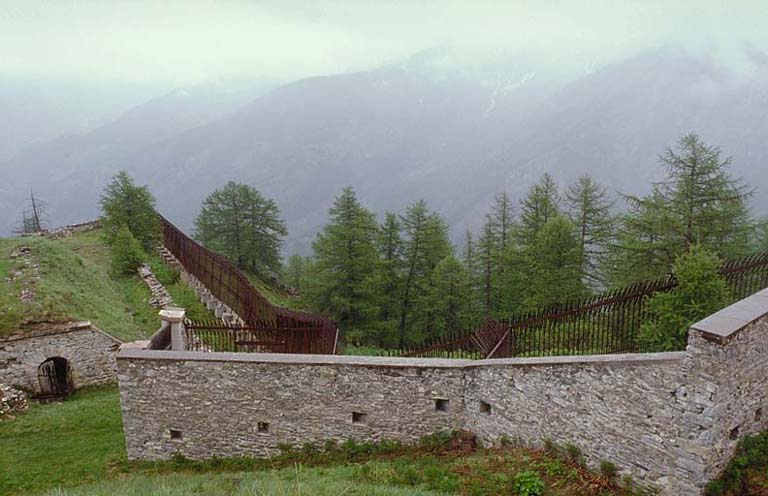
16, 190, 48, 234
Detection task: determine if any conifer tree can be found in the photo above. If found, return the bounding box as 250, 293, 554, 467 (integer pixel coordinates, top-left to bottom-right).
519, 173, 560, 247
284, 254, 306, 292
524, 216, 585, 308
476, 216, 496, 313
194, 182, 287, 274
100, 171, 160, 251
304, 187, 380, 337
397, 200, 451, 345
374, 212, 404, 345
565, 175, 614, 287
420, 256, 473, 336
638, 245, 730, 352
614, 134, 752, 284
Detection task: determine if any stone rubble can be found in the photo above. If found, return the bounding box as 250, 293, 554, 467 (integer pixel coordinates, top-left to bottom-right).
138, 264, 174, 308
0, 383, 28, 418
8, 246, 39, 304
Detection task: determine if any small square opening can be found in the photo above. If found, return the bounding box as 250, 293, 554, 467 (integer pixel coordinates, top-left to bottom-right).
352, 412, 368, 424
435, 398, 450, 412
169, 429, 183, 441
258, 422, 270, 433
480, 401, 492, 415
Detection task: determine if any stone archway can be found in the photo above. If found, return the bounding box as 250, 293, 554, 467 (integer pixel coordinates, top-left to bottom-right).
37, 357, 74, 399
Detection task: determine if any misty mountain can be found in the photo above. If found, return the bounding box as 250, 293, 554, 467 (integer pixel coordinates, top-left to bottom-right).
1, 48, 767, 255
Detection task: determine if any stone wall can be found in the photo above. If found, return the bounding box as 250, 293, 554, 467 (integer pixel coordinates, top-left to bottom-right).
465, 353, 684, 490
118, 354, 466, 460
0, 322, 121, 392
116, 288, 768, 495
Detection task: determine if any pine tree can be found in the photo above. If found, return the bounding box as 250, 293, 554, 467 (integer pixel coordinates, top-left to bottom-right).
305, 187, 380, 338
523, 216, 585, 308
194, 182, 287, 274
100, 171, 160, 251
565, 175, 614, 288
490, 192, 515, 255
614, 134, 752, 284
754, 217, 768, 252
519, 173, 560, 247
397, 200, 452, 346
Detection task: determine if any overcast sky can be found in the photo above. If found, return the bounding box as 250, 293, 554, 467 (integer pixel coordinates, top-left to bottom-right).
2, 1, 767, 86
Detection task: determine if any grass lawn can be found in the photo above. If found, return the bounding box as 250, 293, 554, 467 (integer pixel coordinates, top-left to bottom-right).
0, 229, 214, 340
0, 386, 125, 495
1, 386, 644, 496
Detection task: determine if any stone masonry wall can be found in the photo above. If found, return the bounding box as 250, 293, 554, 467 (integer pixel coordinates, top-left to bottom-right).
0, 323, 121, 392
117, 288, 768, 495
464, 354, 684, 491
118, 353, 465, 460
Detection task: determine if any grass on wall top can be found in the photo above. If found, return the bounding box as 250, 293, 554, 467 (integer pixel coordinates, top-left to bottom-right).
0, 229, 214, 341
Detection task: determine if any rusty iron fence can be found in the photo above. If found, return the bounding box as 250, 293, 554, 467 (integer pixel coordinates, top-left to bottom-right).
395, 250, 768, 359
159, 215, 338, 353
184, 319, 339, 355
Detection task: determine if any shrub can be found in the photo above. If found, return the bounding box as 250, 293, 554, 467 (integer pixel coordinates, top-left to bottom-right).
705, 431, 768, 495
564, 443, 585, 465
513, 470, 545, 496
638, 245, 730, 352
600, 460, 618, 480
110, 226, 147, 276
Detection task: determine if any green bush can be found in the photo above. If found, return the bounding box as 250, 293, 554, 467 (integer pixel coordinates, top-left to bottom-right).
513, 470, 545, 496
600, 460, 618, 480
110, 226, 147, 276
705, 431, 768, 495
638, 245, 731, 352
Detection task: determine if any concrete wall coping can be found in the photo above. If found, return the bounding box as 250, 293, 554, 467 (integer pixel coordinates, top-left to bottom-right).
117, 346, 684, 369
690, 287, 768, 344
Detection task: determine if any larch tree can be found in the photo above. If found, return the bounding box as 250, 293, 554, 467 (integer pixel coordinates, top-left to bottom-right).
565, 175, 614, 288
421, 256, 473, 336
304, 187, 380, 338
523, 215, 585, 309
374, 212, 404, 346
100, 171, 160, 251
519, 173, 561, 247
613, 134, 752, 285
194, 181, 287, 274
397, 200, 452, 346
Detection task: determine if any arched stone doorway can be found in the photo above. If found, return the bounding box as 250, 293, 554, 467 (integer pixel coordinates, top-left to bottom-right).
37, 357, 74, 399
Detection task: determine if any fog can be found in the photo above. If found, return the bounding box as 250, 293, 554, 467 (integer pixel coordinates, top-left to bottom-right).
2, 0, 767, 86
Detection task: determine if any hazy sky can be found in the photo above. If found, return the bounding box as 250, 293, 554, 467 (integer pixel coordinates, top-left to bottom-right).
2, 1, 768, 85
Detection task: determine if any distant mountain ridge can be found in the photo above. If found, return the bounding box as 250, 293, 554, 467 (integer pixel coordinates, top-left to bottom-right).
1, 48, 766, 254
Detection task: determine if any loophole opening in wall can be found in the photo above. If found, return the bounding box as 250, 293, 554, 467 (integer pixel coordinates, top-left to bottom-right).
352, 412, 368, 424
756, 408, 763, 421
480, 401, 492, 415
435, 398, 450, 412
170, 429, 183, 441
258, 422, 270, 433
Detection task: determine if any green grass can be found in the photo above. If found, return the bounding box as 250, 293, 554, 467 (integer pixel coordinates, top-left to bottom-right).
1, 386, 642, 496
0, 386, 125, 495
0, 230, 215, 340
242, 269, 305, 311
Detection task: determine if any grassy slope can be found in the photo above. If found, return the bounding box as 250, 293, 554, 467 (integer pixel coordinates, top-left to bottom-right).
243, 269, 306, 311
0, 230, 213, 340
0, 387, 639, 496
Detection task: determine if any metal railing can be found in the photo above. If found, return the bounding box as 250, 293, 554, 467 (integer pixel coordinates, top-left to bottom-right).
184, 319, 339, 355
394, 250, 768, 359
159, 215, 338, 354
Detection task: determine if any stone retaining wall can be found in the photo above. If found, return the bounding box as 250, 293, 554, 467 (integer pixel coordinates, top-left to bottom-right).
116, 288, 768, 495
1, 322, 121, 392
